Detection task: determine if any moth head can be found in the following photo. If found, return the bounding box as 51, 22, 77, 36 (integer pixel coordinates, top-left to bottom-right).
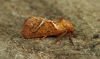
60, 18, 74, 33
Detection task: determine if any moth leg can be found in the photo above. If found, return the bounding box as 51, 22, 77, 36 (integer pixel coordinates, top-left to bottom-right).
68, 32, 74, 45
40, 36, 47, 40
54, 32, 67, 44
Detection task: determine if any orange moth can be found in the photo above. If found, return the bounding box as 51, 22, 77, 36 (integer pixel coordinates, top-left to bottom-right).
22, 16, 74, 44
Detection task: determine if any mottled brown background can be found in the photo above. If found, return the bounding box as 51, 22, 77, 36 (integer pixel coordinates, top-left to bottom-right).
0, 0, 100, 59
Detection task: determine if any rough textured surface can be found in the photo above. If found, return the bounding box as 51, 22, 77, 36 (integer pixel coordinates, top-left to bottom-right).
0, 0, 100, 59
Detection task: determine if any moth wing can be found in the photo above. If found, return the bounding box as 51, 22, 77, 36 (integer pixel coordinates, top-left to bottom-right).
23, 16, 44, 31
22, 16, 45, 38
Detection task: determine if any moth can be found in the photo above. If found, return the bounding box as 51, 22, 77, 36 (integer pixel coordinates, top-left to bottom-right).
22, 16, 74, 44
